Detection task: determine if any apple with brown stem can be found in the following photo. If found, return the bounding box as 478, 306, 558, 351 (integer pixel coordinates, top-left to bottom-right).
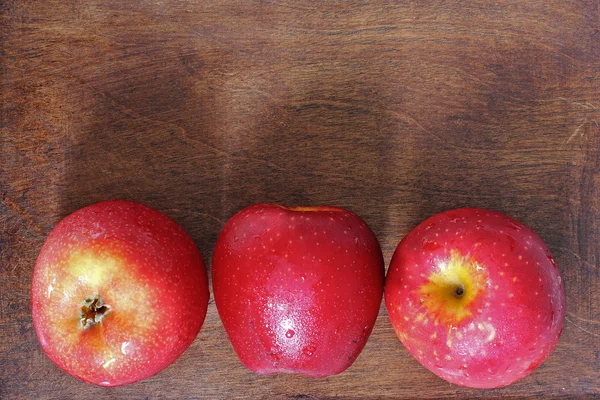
31, 200, 209, 386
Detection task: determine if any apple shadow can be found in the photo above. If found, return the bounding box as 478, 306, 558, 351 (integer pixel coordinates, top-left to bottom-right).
57, 30, 237, 268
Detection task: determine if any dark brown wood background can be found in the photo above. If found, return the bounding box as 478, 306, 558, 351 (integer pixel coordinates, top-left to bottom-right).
1, 1, 599, 399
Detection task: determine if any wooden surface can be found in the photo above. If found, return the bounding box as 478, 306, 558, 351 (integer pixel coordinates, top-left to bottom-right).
1, 1, 599, 398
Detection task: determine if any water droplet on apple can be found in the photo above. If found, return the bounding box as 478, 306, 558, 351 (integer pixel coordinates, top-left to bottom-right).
121, 341, 130, 354
354, 236, 359, 244
285, 329, 295, 338
303, 345, 316, 356
234, 236, 239, 242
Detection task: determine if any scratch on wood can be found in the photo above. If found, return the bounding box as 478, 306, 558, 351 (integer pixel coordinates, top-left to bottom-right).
532, 42, 595, 66
567, 313, 600, 326
555, 246, 597, 270
164, 209, 226, 225
385, 109, 461, 149
565, 121, 588, 144
429, 62, 529, 103
565, 317, 600, 338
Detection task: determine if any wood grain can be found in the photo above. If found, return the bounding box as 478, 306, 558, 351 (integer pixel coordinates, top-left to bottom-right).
1, 0, 599, 398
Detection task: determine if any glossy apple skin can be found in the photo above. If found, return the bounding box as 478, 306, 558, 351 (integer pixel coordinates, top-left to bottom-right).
31, 200, 209, 386
385, 208, 565, 388
212, 204, 385, 377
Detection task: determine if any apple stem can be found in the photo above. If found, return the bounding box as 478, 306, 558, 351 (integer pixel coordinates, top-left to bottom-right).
80, 296, 111, 329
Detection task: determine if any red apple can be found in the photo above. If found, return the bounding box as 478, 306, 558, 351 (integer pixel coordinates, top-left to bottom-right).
31, 200, 209, 386
212, 204, 384, 377
385, 208, 565, 388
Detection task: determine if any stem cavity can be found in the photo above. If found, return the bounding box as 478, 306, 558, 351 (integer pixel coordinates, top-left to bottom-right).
80, 296, 111, 329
